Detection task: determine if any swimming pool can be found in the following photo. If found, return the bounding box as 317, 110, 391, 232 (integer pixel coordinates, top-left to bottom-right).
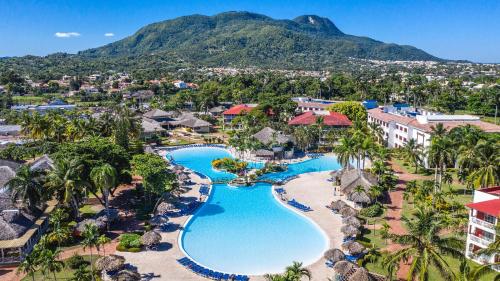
168, 147, 340, 275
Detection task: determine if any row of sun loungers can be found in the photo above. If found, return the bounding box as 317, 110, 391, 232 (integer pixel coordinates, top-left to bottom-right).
287, 199, 312, 212
178, 201, 202, 216
167, 144, 226, 151
199, 185, 210, 196
177, 257, 249, 280
306, 153, 324, 158
274, 188, 286, 194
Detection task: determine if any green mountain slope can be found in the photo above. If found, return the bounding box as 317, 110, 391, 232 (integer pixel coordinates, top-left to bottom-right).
80, 11, 439, 66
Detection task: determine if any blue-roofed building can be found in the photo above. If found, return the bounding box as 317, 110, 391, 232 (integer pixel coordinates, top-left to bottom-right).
11, 100, 76, 112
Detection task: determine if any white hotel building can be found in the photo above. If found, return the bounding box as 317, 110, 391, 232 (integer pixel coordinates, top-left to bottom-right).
367, 106, 500, 166
465, 186, 500, 271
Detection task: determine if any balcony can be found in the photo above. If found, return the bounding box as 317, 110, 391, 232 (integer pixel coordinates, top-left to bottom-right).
469, 234, 494, 247
471, 217, 496, 230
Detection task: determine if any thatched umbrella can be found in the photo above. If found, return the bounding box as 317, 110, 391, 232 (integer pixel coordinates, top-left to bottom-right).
342, 216, 362, 228
115, 269, 141, 281
341, 224, 360, 237
75, 219, 106, 234
340, 206, 358, 218
348, 267, 375, 281
324, 248, 345, 263
332, 260, 358, 276
347, 241, 366, 255
96, 208, 120, 223
173, 165, 184, 171
156, 201, 175, 215
149, 215, 168, 226
95, 255, 125, 272
348, 191, 371, 204
329, 200, 347, 211
177, 173, 189, 182
141, 230, 162, 248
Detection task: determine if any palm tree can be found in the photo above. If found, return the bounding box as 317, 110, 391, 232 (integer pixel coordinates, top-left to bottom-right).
368, 122, 384, 144
97, 235, 112, 256
46, 158, 89, 218
90, 164, 117, 222
334, 137, 358, 170
456, 260, 500, 281
468, 140, 499, 188
358, 245, 382, 266
81, 224, 99, 281
383, 207, 464, 281
6, 165, 44, 211
428, 135, 455, 192
400, 139, 424, 173
17, 250, 40, 281
70, 265, 94, 281
40, 249, 64, 281
284, 261, 311, 280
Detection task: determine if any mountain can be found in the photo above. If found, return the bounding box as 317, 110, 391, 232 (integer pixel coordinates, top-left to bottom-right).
79, 11, 440, 68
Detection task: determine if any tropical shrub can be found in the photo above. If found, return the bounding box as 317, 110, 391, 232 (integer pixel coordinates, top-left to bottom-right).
118, 233, 142, 249
360, 203, 383, 217
211, 157, 248, 173
66, 254, 89, 269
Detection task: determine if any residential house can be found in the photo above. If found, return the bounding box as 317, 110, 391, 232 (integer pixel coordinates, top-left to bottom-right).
222, 104, 257, 125
168, 113, 212, 133
292, 97, 335, 112
288, 111, 352, 128
141, 118, 167, 140
143, 109, 177, 123
465, 186, 500, 271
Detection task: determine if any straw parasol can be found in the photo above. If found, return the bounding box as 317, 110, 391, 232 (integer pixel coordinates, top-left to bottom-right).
173, 165, 184, 171
95, 255, 125, 272
149, 215, 168, 226
348, 267, 375, 281
115, 269, 141, 281
324, 248, 345, 263
75, 219, 106, 233
348, 190, 372, 204
341, 224, 360, 237
156, 201, 175, 215
329, 200, 347, 211
342, 216, 362, 228
340, 206, 358, 217
346, 241, 366, 255
177, 173, 189, 181
332, 260, 358, 276
140, 230, 162, 247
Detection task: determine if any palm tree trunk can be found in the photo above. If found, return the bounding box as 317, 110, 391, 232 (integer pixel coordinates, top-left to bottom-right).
53, 271, 58, 281
90, 248, 95, 281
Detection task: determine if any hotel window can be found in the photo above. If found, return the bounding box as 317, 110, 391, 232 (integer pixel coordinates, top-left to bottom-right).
404, 128, 408, 133
485, 214, 497, 224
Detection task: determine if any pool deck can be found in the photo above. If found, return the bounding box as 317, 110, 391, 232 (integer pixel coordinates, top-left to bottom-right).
121, 168, 347, 281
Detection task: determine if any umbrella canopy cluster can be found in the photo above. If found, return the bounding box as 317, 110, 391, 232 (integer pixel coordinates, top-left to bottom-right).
141, 230, 162, 247
332, 260, 358, 276
341, 224, 360, 237
324, 248, 345, 263
75, 219, 106, 234
95, 255, 126, 272
342, 216, 362, 228
348, 267, 376, 281
329, 200, 347, 212
341, 241, 366, 255
115, 269, 141, 281
339, 206, 358, 218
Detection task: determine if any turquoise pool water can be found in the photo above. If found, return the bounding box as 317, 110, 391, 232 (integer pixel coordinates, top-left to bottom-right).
168, 147, 340, 275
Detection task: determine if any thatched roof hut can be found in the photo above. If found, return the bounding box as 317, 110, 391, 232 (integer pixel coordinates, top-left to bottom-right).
348, 267, 375, 281
342, 241, 366, 255
340, 206, 358, 217
338, 169, 378, 195
332, 260, 358, 276
324, 248, 345, 263
342, 216, 362, 228
149, 215, 168, 226
95, 255, 125, 272
341, 224, 360, 236
172, 165, 184, 171
140, 230, 162, 247
95, 208, 119, 223
115, 269, 141, 281
348, 190, 372, 204
156, 202, 175, 215
329, 200, 347, 211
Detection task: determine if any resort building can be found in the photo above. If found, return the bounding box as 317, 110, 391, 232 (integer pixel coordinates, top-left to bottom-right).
10, 100, 76, 113
367, 105, 500, 150
141, 118, 167, 140
222, 104, 257, 125
143, 109, 177, 123
168, 113, 212, 133
465, 186, 500, 271
292, 97, 335, 112
288, 111, 352, 128
251, 127, 294, 159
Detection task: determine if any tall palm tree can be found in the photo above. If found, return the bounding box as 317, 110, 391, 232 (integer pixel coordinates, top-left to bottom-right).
334, 137, 358, 170
456, 260, 500, 281
285, 261, 311, 281
468, 140, 499, 188
17, 250, 40, 281
428, 136, 455, 192
46, 158, 89, 218
383, 207, 464, 281
6, 165, 44, 211
40, 249, 64, 281
81, 224, 99, 281
401, 139, 424, 173
90, 164, 117, 220
368, 122, 384, 144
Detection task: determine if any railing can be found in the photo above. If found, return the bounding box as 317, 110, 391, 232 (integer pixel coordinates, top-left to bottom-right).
470, 234, 494, 247
472, 217, 496, 230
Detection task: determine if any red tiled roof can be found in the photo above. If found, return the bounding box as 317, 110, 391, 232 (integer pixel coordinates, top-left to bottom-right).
466, 199, 500, 217
368, 108, 500, 133
288, 111, 352, 126
223, 104, 255, 115
479, 186, 500, 196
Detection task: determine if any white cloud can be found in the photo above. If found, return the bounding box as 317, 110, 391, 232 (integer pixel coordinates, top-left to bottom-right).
54, 32, 81, 38
104, 33, 115, 37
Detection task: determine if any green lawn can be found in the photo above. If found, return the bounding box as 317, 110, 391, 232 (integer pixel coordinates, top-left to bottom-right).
13, 95, 48, 105
79, 204, 101, 218
21, 255, 99, 281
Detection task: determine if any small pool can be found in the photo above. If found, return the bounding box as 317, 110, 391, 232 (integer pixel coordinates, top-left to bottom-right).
168, 147, 340, 275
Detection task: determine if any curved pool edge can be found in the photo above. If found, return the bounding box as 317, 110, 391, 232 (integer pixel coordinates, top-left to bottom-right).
167, 146, 335, 275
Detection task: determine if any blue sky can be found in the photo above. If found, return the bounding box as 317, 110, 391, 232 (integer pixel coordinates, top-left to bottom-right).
1, 0, 499, 62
